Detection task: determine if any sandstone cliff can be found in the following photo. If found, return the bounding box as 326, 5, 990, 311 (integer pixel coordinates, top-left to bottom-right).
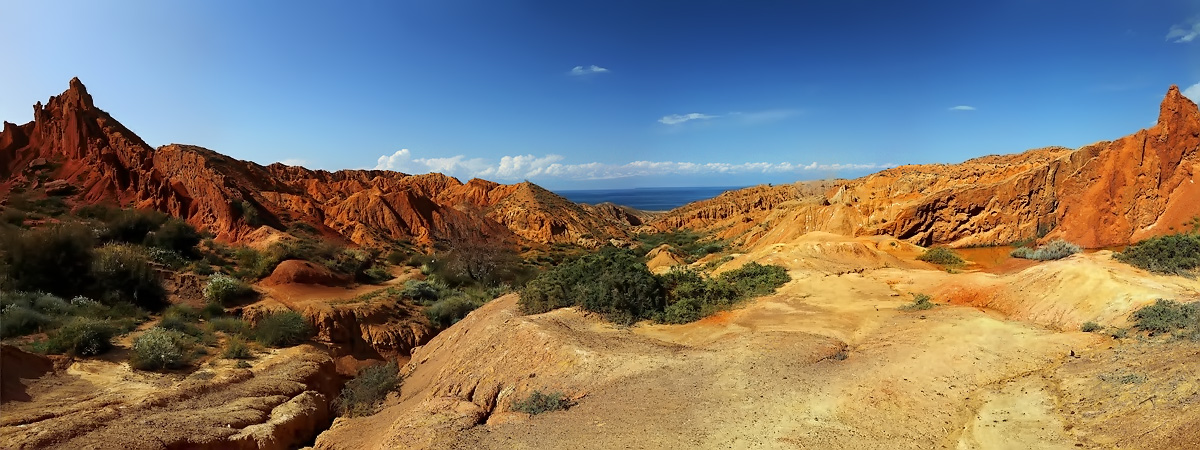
655, 86, 1200, 249
0, 79, 634, 248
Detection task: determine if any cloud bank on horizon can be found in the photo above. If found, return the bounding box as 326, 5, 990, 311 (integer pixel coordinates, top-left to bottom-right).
375, 148, 894, 181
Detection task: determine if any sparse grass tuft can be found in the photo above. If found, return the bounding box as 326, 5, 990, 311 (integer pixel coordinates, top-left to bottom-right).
512, 390, 571, 415
253, 310, 312, 347
222, 337, 252, 359
1081, 321, 1103, 333
899, 293, 936, 311
917, 247, 964, 266
335, 361, 403, 417
1130, 299, 1200, 335
1011, 239, 1081, 261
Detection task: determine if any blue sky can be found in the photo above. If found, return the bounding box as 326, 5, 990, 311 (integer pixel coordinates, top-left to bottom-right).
2, 1, 1198, 189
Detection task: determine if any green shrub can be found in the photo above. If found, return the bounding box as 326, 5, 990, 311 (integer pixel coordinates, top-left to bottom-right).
520, 248, 789, 325
191, 260, 215, 275
1011, 239, 1081, 261
565, 248, 664, 325
45, 318, 117, 356
335, 361, 402, 417
222, 337, 252, 359
363, 265, 393, 284
145, 218, 201, 256
232, 247, 279, 279
159, 315, 205, 338
0, 223, 95, 296
635, 230, 725, 258
425, 290, 490, 329
900, 293, 936, 311
402, 279, 443, 303
1081, 321, 1103, 332
101, 208, 169, 244
254, 310, 312, 347
1115, 234, 1200, 275
917, 247, 964, 266
385, 250, 409, 265
209, 317, 250, 336
201, 301, 225, 318
1131, 299, 1200, 334
235, 360, 252, 369
1110, 327, 1129, 339
131, 327, 194, 370
0, 305, 52, 338
656, 269, 741, 324
146, 247, 187, 269
511, 390, 571, 415
204, 274, 254, 306
718, 262, 791, 297
89, 244, 167, 310
234, 200, 263, 227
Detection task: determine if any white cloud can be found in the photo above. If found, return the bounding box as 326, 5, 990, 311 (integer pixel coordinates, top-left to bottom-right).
280, 158, 308, 166
374, 149, 893, 181
728, 109, 799, 124
658, 113, 718, 125
375, 148, 490, 176
1184, 82, 1200, 102
948, 105, 976, 111
569, 65, 610, 75
1167, 17, 1200, 43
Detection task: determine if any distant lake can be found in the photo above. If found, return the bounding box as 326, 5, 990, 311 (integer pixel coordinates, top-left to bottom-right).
555, 186, 747, 212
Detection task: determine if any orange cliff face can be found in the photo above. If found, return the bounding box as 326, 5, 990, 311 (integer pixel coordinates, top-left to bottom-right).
655, 86, 1200, 249
0, 79, 636, 248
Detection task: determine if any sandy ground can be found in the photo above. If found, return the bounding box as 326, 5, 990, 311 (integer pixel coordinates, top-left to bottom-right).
318, 233, 1200, 450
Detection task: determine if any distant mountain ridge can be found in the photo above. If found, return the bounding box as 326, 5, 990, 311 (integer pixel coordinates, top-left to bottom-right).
3, 80, 1196, 250
0, 79, 640, 248
652, 86, 1200, 249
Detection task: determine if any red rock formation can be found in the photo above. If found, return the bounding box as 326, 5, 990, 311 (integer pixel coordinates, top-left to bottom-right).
655, 86, 1200, 249
1, 79, 633, 248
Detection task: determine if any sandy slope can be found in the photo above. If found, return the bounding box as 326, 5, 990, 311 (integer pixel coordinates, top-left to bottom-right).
316, 233, 1200, 449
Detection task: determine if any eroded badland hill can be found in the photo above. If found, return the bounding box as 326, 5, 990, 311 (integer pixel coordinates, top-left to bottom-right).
2, 81, 1199, 450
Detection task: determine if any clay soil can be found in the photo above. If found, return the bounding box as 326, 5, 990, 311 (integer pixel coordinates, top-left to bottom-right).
317, 234, 1200, 450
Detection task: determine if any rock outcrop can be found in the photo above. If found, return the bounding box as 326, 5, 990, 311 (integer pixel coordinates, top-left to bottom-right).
655, 86, 1200, 248
0, 345, 341, 450
1, 79, 636, 248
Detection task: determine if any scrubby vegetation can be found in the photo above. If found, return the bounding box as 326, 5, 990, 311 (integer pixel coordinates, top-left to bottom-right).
1, 291, 146, 348
253, 310, 313, 347
512, 390, 571, 415
519, 248, 790, 325
1011, 239, 1081, 261
204, 274, 255, 306
635, 230, 726, 260
90, 244, 167, 309
222, 337, 252, 359
916, 247, 964, 266
131, 327, 195, 370
1131, 299, 1199, 336
336, 361, 403, 417
1115, 234, 1200, 276
43, 318, 118, 356
1081, 321, 1103, 333
214, 235, 396, 283
0, 223, 97, 297
899, 293, 936, 311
